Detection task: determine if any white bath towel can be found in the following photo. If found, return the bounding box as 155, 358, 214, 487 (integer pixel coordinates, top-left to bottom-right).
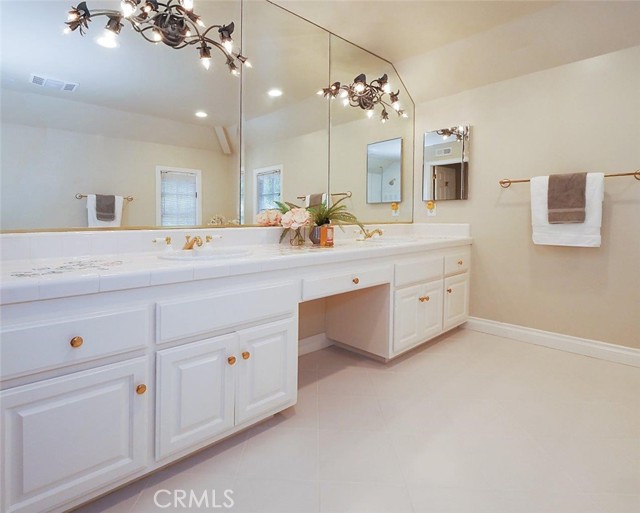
87, 194, 124, 228
531, 173, 604, 247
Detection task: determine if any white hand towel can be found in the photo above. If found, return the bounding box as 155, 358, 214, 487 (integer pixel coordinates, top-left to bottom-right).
531, 173, 604, 247
87, 194, 124, 228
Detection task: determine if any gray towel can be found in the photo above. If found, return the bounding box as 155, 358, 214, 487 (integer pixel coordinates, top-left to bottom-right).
308, 193, 324, 208
548, 173, 587, 224
95, 194, 116, 221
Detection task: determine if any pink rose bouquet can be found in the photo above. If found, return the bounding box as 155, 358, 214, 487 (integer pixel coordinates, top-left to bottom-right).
255, 209, 282, 226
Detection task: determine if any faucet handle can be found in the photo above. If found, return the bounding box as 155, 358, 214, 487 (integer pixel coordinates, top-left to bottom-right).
152, 236, 172, 245
205, 235, 223, 243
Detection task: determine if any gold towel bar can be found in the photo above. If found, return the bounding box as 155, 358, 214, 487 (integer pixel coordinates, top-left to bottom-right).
499, 170, 640, 188
296, 191, 352, 200
75, 193, 134, 201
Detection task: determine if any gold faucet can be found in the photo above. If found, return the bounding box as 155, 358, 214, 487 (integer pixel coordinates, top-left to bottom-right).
362, 228, 384, 239
182, 235, 203, 250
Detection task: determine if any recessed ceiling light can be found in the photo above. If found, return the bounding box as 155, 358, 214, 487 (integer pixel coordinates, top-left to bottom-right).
267, 89, 283, 97
195, 111, 208, 118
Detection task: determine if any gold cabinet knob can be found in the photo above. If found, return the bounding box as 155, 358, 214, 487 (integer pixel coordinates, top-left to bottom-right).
70, 336, 84, 348
352, 277, 360, 284
242, 351, 251, 360
136, 384, 147, 395
458, 260, 464, 265
447, 288, 453, 293
419, 296, 430, 302
227, 356, 237, 366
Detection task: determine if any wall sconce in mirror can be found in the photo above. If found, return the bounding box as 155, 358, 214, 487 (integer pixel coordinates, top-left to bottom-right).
64, 0, 250, 73
422, 125, 470, 201
367, 138, 402, 203
318, 73, 408, 123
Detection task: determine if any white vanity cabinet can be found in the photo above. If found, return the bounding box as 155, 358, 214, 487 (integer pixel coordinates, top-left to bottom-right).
1, 358, 149, 513
443, 251, 470, 331
393, 280, 444, 353
156, 317, 297, 459
391, 255, 446, 356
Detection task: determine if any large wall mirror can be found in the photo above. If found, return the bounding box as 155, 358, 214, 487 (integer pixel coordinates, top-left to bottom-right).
329, 36, 413, 223
0, 1, 413, 232
422, 126, 470, 201
241, 0, 329, 225
0, 0, 241, 231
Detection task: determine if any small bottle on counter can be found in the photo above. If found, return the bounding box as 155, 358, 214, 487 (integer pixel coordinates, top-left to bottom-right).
320, 225, 334, 247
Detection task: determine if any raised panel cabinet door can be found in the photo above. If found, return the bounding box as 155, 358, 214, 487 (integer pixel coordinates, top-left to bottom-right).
1, 359, 148, 513
443, 273, 470, 331
393, 283, 424, 353
156, 334, 236, 460
236, 318, 297, 425
421, 280, 444, 341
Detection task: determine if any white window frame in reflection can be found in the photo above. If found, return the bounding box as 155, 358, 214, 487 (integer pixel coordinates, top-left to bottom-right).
253, 164, 283, 214
155, 166, 202, 226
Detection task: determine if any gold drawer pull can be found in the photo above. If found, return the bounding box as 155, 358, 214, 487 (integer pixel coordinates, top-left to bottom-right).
419, 296, 430, 302
447, 288, 453, 293
458, 260, 464, 265
242, 351, 251, 360
70, 336, 84, 348
228, 356, 237, 366
352, 277, 360, 285
136, 384, 147, 395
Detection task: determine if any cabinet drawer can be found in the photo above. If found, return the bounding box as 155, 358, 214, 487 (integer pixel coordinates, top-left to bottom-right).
1, 308, 149, 381
445, 250, 470, 276
302, 265, 392, 301
157, 281, 298, 344
394, 256, 443, 287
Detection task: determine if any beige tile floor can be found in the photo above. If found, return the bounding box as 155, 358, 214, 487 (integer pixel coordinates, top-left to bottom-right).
74, 329, 640, 513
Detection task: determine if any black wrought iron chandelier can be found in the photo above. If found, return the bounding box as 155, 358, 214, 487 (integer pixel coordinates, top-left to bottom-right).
64, 0, 250, 74
318, 73, 407, 123
436, 126, 467, 141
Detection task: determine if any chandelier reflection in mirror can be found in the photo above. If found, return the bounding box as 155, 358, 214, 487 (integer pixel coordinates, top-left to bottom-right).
318, 73, 408, 123
64, 0, 251, 74
436, 126, 467, 141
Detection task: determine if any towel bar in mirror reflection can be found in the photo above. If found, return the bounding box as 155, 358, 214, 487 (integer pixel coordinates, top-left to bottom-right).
76, 194, 134, 202
422, 125, 470, 202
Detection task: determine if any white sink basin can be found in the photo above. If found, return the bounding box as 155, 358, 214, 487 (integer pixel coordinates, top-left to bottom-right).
359, 237, 417, 244
158, 248, 252, 260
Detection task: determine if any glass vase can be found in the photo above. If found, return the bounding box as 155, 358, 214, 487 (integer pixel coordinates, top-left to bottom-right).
289, 227, 306, 246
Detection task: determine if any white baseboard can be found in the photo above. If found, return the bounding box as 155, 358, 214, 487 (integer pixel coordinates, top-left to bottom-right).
298, 333, 333, 356
463, 317, 640, 368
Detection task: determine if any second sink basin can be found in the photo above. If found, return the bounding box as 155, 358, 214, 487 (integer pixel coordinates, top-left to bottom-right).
158, 247, 252, 260
359, 237, 417, 244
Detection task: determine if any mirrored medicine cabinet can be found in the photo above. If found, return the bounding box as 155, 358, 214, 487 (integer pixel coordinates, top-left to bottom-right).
422, 126, 470, 201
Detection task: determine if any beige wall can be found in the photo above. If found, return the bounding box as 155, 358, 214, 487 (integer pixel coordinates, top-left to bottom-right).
413, 46, 640, 349
1, 123, 237, 230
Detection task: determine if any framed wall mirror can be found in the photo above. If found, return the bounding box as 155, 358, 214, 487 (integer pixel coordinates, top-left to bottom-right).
422, 125, 470, 201
367, 138, 402, 204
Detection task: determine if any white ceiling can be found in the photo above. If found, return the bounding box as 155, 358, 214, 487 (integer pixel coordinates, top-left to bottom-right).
273, 0, 640, 104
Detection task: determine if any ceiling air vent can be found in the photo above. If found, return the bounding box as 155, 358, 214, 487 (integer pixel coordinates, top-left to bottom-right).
29, 74, 79, 92
436, 147, 453, 157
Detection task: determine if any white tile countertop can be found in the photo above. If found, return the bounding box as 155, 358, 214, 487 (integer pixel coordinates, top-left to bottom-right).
0, 224, 471, 305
